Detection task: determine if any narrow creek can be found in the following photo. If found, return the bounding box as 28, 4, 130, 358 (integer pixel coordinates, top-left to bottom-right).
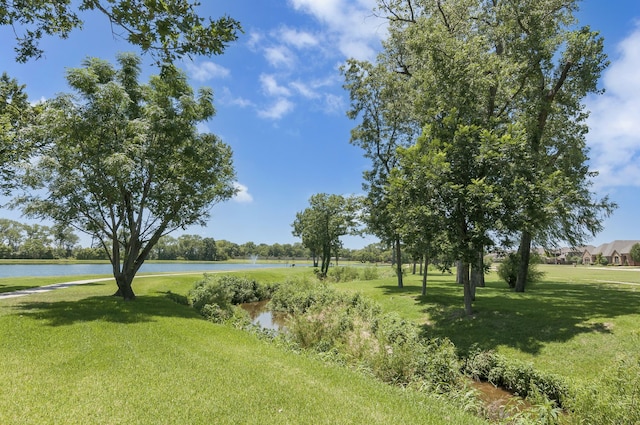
239, 300, 288, 331
239, 300, 528, 420
470, 380, 531, 420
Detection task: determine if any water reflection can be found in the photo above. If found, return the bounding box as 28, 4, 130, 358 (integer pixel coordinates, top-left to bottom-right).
239, 300, 288, 331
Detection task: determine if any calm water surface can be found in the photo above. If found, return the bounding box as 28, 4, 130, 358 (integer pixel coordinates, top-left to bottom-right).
0, 262, 288, 278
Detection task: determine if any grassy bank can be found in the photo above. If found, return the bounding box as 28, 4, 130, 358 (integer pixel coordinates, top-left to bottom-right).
0, 272, 484, 425
336, 264, 640, 385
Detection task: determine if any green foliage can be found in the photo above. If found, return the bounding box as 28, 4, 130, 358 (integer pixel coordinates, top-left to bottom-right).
1, 272, 488, 425
292, 193, 362, 277
463, 349, 569, 407
567, 355, 640, 425
188, 273, 278, 322
362, 266, 379, 280
268, 277, 340, 315
272, 279, 462, 393
17, 53, 237, 299
327, 266, 360, 282
1, 0, 241, 64
497, 253, 545, 288
630, 243, 640, 264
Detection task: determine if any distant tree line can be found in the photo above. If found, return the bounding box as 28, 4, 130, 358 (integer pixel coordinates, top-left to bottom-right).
0, 218, 392, 262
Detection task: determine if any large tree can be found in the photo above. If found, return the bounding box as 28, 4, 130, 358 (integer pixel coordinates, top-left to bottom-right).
0, 73, 37, 193
373, 0, 613, 303
342, 59, 420, 288
292, 193, 361, 277
16, 53, 237, 300
1, 0, 241, 64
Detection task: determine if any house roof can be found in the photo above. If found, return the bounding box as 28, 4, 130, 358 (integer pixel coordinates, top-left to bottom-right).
589, 240, 640, 256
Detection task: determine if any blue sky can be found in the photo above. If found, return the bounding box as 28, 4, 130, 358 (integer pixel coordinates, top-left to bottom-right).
1, 0, 639, 250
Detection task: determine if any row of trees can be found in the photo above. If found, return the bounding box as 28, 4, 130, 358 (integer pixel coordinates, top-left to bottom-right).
332, 0, 615, 315
0, 217, 395, 262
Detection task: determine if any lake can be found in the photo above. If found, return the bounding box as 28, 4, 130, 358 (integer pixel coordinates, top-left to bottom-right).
0, 262, 292, 278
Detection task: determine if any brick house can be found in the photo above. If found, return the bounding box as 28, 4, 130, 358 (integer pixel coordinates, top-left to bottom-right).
582, 240, 640, 266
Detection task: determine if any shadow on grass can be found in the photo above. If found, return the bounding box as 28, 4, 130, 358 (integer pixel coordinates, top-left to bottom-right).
0, 285, 36, 294
377, 278, 640, 355
13, 294, 199, 326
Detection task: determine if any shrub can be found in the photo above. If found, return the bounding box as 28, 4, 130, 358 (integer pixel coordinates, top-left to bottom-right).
279, 281, 462, 392
463, 348, 569, 407
269, 277, 340, 314
188, 274, 278, 323
497, 252, 545, 288
362, 266, 379, 280
327, 266, 360, 282
566, 355, 640, 424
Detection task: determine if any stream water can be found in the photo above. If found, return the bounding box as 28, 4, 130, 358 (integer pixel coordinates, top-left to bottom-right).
239, 300, 288, 331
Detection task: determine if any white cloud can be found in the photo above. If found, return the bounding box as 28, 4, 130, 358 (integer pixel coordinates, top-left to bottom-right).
233, 182, 254, 203
264, 45, 296, 68
323, 93, 345, 114
586, 25, 640, 189
278, 27, 320, 49
288, 0, 385, 61
186, 61, 230, 81
247, 31, 263, 50
258, 98, 295, 120
290, 80, 319, 98
219, 87, 255, 108
259, 74, 292, 97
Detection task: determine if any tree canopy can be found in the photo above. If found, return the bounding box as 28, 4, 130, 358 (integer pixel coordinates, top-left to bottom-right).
16, 53, 237, 299
342, 0, 615, 314
292, 193, 361, 277
1, 0, 241, 64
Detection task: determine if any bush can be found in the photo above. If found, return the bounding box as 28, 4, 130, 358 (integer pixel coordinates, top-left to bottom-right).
188, 274, 278, 323
463, 348, 569, 407
362, 266, 379, 280
497, 252, 545, 288
327, 266, 360, 282
567, 355, 640, 424
269, 277, 340, 314
278, 281, 462, 392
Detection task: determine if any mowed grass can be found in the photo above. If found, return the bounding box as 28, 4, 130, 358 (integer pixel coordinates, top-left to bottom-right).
337, 264, 640, 385
0, 270, 484, 425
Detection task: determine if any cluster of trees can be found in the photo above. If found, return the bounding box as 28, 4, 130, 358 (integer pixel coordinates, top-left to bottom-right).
0, 216, 395, 263
1, 2, 242, 299
332, 0, 615, 315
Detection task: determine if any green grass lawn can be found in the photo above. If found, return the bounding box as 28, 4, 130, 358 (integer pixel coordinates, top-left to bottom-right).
337, 264, 640, 385
0, 271, 484, 425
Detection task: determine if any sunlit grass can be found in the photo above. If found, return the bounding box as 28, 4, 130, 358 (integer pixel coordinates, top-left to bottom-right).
336, 264, 640, 385
0, 270, 483, 425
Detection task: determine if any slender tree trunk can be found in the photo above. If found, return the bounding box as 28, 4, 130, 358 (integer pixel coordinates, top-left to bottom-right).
461, 262, 472, 316
412, 261, 417, 275
421, 251, 429, 296
456, 260, 463, 284
515, 231, 532, 292
471, 247, 485, 293
395, 236, 403, 288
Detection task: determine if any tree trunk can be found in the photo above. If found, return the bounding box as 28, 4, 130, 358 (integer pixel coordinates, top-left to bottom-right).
419, 258, 423, 276
114, 274, 136, 300
395, 236, 403, 288
456, 260, 463, 284
421, 251, 429, 297
515, 231, 532, 292
471, 248, 485, 292
412, 261, 417, 275
461, 262, 472, 316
